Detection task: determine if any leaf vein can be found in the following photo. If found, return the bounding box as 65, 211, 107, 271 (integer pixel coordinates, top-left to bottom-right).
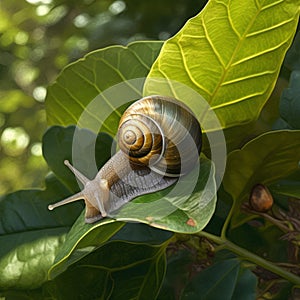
70, 68, 102, 94
55, 81, 106, 124
261, 0, 284, 11
98, 58, 143, 102
129, 49, 152, 70
157, 68, 181, 98
49, 89, 78, 123
202, 16, 226, 68
211, 90, 266, 110
221, 69, 276, 85
227, 0, 241, 38
246, 18, 295, 37
231, 39, 288, 66
181, 33, 206, 39
209, 1, 264, 104
176, 38, 213, 96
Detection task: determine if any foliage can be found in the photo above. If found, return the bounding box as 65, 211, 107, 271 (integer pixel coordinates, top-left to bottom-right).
145, 0, 298, 129
1, 0, 300, 299
45, 41, 163, 130
0, 0, 205, 195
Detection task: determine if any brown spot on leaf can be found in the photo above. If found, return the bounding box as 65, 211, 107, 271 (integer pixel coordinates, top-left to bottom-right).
186, 218, 196, 227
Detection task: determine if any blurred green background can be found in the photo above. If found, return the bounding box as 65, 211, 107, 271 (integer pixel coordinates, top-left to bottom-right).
0, 0, 206, 195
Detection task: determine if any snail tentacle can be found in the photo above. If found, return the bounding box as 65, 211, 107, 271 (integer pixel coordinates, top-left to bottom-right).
63, 160, 90, 185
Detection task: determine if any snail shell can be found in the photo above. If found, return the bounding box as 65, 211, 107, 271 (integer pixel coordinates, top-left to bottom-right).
48, 95, 202, 223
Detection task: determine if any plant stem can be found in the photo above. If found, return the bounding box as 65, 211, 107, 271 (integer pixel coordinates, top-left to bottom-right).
197, 231, 300, 286
221, 200, 234, 239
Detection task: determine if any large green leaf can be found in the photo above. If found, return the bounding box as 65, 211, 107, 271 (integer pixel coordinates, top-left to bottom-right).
0, 175, 81, 290
48, 223, 172, 280
222, 130, 300, 227
280, 70, 300, 129
285, 31, 300, 71
144, 0, 299, 129
48, 156, 216, 279
0, 228, 169, 299
181, 258, 257, 300
157, 249, 195, 299
231, 267, 257, 300
0, 289, 45, 300
270, 180, 300, 199
45, 41, 163, 135
48, 216, 124, 279
48, 241, 167, 300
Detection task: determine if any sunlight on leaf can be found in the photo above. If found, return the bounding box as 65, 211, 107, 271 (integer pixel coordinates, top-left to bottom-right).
145, 0, 299, 129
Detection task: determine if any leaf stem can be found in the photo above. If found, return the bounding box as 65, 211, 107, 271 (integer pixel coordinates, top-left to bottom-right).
220, 200, 234, 239
197, 231, 300, 286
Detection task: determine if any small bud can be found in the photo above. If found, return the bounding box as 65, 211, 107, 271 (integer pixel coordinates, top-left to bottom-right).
249, 184, 273, 212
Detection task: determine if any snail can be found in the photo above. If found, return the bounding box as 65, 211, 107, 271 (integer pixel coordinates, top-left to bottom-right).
249, 184, 274, 212
48, 95, 202, 223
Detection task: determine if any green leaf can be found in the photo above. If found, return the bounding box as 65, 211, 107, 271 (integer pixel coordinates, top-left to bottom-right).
223, 130, 300, 227
0, 175, 81, 290
110, 155, 216, 233
42, 125, 115, 192
48, 217, 124, 279
158, 249, 194, 300
0, 289, 47, 300
144, 0, 299, 129
48, 241, 167, 300
48, 156, 215, 278
280, 70, 300, 129
270, 180, 300, 199
229, 222, 289, 262
49, 222, 172, 280
109, 247, 166, 300
232, 267, 257, 300
45, 41, 163, 135
285, 31, 300, 71
111, 222, 173, 243
182, 258, 257, 300
221, 74, 285, 152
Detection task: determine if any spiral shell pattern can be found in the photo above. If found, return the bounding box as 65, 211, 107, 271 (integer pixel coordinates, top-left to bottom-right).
117, 95, 202, 177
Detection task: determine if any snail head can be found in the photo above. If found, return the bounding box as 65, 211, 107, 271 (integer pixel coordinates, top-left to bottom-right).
48, 160, 109, 223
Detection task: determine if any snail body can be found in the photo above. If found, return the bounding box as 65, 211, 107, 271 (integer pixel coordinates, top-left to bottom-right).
48, 95, 202, 223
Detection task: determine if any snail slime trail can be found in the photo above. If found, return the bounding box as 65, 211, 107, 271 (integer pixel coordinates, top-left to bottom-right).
48, 95, 202, 223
